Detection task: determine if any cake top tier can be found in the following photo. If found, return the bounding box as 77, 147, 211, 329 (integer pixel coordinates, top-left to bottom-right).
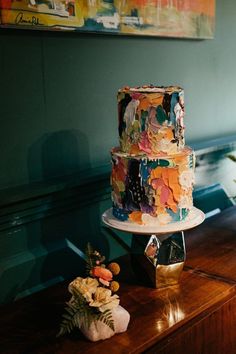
117, 84, 185, 156
119, 85, 183, 94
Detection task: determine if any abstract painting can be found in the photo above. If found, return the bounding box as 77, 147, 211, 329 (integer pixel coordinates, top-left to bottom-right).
0, 1, 215, 39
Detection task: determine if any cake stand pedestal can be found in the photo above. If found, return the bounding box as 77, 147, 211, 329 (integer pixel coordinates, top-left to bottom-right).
102, 207, 205, 288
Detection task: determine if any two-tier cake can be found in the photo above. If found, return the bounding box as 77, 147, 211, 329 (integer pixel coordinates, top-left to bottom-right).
111, 85, 195, 226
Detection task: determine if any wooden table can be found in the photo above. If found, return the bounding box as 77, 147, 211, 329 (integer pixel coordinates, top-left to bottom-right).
1, 206, 236, 354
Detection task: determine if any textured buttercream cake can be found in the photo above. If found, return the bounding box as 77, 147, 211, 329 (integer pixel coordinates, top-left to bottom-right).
118, 85, 185, 156
111, 85, 195, 226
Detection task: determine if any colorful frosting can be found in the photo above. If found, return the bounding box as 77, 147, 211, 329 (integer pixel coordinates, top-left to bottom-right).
111, 84, 194, 226
118, 85, 185, 156
111, 147, 195, 225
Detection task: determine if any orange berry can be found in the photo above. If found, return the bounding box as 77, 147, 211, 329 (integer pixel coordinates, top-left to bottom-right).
110, 281, 119, 293
108, 262, 120, 275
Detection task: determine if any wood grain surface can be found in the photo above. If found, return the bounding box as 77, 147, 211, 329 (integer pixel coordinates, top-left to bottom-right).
1, 206, 236, 354
185, 206, 236, 282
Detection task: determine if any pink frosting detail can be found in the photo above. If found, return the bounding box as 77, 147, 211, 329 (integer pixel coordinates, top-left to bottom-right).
151, 179, 170, 205
138, 131, 152, 154
149, 107, 160, 133
131, 93, 142, 100
151, 178, 164, 190
160, 185, 170, 204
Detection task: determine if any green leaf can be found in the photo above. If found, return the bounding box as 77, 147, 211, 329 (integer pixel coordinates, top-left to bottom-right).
85, 242, 95, 275
97, 310, 115, 332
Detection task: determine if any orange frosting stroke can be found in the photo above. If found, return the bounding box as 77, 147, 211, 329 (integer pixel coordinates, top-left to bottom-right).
129, 211, 143, 224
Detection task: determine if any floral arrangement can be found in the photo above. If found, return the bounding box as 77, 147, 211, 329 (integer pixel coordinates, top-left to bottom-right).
57, 244, 121, 337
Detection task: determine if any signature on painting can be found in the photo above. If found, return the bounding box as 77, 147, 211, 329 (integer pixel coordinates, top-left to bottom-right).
15, 12, 43, 26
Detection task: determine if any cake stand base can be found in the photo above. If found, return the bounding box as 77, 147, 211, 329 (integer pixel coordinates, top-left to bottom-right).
102, 207, 205, 289
130, 232, 185, 288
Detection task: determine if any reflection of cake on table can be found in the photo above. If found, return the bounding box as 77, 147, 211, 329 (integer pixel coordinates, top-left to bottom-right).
111, 85, 195, 226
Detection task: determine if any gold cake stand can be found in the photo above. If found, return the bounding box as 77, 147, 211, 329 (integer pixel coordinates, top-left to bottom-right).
102, 207, 205, 288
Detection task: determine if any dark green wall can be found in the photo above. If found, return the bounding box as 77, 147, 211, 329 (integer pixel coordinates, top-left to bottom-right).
0, 1, 236, 189
1, 0, 236, 304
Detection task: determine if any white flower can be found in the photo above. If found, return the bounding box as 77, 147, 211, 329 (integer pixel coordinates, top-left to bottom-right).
68, 277, 99, 302
89, 287, 120, 312
179, 170, 194, 190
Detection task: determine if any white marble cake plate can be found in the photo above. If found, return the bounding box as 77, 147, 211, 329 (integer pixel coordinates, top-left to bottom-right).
102, 207, 205, 235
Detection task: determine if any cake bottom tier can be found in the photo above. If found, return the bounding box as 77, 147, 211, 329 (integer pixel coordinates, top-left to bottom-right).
111, 147, 195, 226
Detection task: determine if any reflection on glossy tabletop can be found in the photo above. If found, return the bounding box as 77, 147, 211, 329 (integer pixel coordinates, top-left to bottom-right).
185, 205, 236, 281
0, 271, 234, 354
1, 207, 236, 354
